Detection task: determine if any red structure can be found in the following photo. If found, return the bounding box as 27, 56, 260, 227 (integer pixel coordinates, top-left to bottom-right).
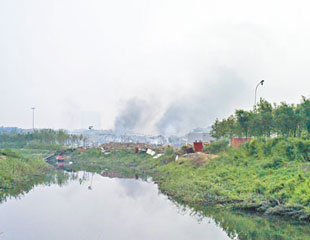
193, 141, 203, 152
56, 155, 65, 169
57, 161, 64, 168
56, 155, 65, 161
231, 137, 252, 148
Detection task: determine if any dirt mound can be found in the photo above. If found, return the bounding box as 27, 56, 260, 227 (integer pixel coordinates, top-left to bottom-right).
180, 152, 217, 168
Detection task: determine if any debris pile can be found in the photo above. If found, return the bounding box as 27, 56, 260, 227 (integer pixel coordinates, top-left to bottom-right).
100, 142, 156, 152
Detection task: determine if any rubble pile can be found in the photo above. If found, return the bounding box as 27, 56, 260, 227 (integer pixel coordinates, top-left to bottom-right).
71, 127, 212, 147
101, 142, 157, 152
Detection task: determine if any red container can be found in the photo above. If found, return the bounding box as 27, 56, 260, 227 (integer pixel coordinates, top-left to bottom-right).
193, 142, 203, 152
231, 137, 252, 148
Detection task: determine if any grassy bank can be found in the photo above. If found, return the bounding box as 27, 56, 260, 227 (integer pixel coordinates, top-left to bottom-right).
1, 146, 310, 240
63, 137, 310, 221
0, 149, 52, 202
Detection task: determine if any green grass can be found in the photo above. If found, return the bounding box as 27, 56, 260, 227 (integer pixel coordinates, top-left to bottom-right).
1, 144, 310, 239
64, 137, 310, 221
0, 149, 52, 202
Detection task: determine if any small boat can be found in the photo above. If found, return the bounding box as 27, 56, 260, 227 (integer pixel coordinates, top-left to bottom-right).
56, 155, 65, 161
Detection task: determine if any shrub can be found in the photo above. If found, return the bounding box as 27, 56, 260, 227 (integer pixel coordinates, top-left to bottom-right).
165, 146, 174, 155
263, 157, 284, 169
162, 146, 176, 164
204, 140, 229, 154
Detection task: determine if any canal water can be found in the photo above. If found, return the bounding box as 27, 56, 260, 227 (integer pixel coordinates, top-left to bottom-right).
0, 172, 309, 240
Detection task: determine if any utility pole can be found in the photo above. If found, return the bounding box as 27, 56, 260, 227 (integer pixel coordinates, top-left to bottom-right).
255, 80, 265, 106
31, 107, 35, 131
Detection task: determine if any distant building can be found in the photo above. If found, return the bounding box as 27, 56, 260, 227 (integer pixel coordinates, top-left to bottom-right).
185, 127, 212, 143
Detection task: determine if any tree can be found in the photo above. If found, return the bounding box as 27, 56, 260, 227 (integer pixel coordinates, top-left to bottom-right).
224, 115, 236, 138
255, 99, 273, 137
235, 110, 252, 137
211, 118, 226, 139
273, 103, 298, 137
300, 96, 310, 134
210, 96, 310, 140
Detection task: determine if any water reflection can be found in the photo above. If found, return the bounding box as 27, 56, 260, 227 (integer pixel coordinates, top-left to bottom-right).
0, 172, 230, 240
0, 171, 73, 205
0, 172, 309, 240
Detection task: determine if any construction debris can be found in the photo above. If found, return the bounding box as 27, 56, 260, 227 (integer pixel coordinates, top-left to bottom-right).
146, 149, 156, 156
153, 154, 163, 159
100, 142, 152, 152
100, 142, 164, 153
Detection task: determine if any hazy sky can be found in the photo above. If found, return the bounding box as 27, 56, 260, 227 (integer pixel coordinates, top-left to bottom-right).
1, 0, 310, 134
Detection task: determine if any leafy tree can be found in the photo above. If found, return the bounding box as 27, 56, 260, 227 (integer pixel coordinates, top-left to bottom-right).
224, 115, 236, 138
210, 97, 310, 139
273, 103, 298, 137
211, 116, 236, 139
235, 110, 252, 138
255, 99, 273, 137
211, 119, 226, 139
300, 96, 310, 134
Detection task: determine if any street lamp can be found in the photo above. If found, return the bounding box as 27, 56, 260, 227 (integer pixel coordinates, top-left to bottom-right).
255, 80, 265, 106
31, 107, 35, 131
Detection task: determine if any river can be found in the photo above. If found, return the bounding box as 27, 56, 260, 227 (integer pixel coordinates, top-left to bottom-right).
0, 172, 309, 240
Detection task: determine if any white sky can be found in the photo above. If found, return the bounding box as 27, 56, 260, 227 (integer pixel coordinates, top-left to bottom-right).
1, 0, 310, 133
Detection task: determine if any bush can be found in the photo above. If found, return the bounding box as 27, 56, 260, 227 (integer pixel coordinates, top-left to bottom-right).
165, 146, 174, 155
263, 157, 285, 169
162, 146, 176, 164
204, 140, 229, 154
25, 141, 66, 151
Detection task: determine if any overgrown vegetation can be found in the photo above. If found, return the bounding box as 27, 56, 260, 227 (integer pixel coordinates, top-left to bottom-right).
63, 136, 310, 221
2, 147, 310, 240
204, 140, 229, 154
0, 149, 52, 203
211, 96, 310, 139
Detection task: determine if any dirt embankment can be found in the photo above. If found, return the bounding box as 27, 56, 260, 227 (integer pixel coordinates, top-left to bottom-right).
176, 152, 217, 167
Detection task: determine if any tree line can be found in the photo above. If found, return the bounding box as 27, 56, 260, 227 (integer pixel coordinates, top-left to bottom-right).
0, 129, 86, 148
211, 96, 310, 139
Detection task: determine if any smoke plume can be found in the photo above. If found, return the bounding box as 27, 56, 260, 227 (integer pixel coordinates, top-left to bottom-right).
114, 98, 154, 134
114, 68, 249, 136
156, 68, 248, 136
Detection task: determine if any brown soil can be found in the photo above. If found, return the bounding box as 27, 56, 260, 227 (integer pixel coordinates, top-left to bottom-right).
180, 152, 218, 168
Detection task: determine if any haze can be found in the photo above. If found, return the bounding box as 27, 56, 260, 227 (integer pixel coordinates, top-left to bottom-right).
1, 0, 310, 135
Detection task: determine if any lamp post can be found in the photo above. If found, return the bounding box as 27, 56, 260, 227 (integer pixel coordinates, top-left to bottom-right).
255, 80, 265, 106
31, 107, 35, 131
